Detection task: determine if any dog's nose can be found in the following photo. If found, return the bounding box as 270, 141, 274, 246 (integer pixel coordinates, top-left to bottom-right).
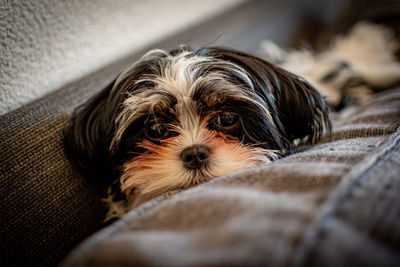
180, 145, 210, 169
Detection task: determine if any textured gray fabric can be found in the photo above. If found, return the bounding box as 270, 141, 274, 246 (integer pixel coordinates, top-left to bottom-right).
0, 91, 108, 266
61, 89, 400, 267
293, 129, 400, 266
0, 45, 130, 266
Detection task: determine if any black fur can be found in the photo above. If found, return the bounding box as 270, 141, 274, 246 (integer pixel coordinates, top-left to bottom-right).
195, 47, 331, 145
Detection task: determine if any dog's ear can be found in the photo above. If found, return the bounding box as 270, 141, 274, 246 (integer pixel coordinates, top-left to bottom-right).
206, 48, 331, 147
268, 65, 331, 145
64, 79, 120, 177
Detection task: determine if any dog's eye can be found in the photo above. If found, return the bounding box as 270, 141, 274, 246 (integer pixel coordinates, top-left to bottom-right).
216, 112, 239, 128
145, 123, 170, 141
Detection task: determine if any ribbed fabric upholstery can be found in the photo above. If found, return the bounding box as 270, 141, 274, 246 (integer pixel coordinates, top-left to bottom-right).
61, 89, 400, 266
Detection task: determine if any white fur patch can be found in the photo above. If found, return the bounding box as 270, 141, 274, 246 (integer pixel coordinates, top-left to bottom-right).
330, 22, 400, 87
259, 22, 400, 106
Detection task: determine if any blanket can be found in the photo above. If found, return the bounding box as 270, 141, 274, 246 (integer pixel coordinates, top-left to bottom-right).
62, 88, 400, 266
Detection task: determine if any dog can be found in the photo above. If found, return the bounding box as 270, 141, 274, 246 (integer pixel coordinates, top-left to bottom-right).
64, 46, 331, 219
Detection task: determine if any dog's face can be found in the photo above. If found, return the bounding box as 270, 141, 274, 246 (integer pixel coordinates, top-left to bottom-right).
65, 46, 330, 207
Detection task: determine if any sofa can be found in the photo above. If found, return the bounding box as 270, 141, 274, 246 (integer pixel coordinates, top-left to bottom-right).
1, 0, 400, 266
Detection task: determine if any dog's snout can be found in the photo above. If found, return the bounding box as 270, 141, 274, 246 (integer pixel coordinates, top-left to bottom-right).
180, 145, 210, 169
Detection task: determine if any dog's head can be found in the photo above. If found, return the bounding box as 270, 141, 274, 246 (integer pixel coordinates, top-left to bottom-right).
65, 46, 330, 206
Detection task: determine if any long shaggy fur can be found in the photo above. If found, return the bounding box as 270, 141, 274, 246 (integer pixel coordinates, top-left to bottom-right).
64, 45, 330, 219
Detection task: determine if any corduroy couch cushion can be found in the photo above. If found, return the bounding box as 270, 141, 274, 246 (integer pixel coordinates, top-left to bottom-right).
0, 74, 112, 266
60, 88, 400, 267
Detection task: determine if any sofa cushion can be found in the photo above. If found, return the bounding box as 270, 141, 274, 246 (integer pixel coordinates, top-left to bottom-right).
61, 88, 400, 266
0, 70, 119, 266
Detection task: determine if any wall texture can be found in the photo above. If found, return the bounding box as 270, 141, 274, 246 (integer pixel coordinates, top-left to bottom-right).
0, 0, 247, 115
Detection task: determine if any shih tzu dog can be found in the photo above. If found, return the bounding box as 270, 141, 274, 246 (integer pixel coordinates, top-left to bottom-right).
64, 45, 331, 219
